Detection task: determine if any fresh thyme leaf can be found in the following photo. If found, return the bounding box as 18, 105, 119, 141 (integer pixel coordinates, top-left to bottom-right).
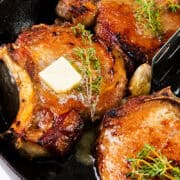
73, 47, 102, 118
167, 0, 180, 12
137, 144, 155, 159
139, 158, 166, 177
71, 24, 102, 119
135, 0, 163, 37
92, 76, 102, 93
75, 85, 83, 92
93, 59, 101, 70
127, 144, 180, 180
172, 167, 180, 179
71, 23, 93, 45
127, 158, 136, 163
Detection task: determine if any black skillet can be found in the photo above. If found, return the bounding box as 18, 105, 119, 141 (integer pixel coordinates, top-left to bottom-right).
0, 1, 179, 179
0, 0, 59, 44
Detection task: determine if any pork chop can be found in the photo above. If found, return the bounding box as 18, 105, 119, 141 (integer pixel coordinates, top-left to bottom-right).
0, 24, 126, 157
96, 88, 180, 179
56, 0, 180, 74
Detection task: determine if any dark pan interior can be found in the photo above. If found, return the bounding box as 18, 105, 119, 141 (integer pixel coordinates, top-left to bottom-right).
0, 0, 59, 44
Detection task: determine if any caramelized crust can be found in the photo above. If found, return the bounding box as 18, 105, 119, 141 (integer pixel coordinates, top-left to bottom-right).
0, 24, 126, 157
10, 24, 126, 119
96, 0, 180, 74
56, 0, 180, 74
15, 110, 83, 157
56, 0, 98, 26
96, 88, 180, 179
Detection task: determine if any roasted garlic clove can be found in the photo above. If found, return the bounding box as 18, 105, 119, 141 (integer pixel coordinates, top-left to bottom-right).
129, 63, 152, 96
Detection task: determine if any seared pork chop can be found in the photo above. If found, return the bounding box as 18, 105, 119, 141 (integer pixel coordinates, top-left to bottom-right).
0, 24, 126, 157
96, 0, 180, 74
56, 0, 180, 74
96, 88, 180, 179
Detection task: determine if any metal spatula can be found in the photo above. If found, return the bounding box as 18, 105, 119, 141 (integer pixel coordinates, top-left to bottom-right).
151, 28, 180, 97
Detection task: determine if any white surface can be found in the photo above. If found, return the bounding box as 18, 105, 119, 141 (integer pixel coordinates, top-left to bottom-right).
0, 156, 20, 180
39, 56, 82, 93
0, 166, 11, 180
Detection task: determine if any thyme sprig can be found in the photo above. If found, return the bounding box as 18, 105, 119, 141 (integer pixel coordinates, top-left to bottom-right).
167, 0, 180, 12
127, 144, 180, 180
135, 0, 163, 37
71, 24, 102, 118
71, 23, 93, 45
73, 47, 102, 118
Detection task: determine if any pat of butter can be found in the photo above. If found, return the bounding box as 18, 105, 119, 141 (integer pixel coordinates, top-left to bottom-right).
39, 56, 82, 93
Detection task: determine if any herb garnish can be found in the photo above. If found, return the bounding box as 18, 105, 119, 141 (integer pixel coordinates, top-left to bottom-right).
71, 23, 93, 45
127, 144, 180, 180
167, 0, 180, 12
135, 0, 163, 37
71, 24, 102, 118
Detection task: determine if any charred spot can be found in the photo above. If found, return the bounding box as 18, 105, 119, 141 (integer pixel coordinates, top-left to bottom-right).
15, 121, 20, 126
37, 111, 83, 156
21, 98, 25, 103
52, 31, 59, 36
38, 112, 69, 147
111, 130, 118, 136
107, 46, 112, 52
115, 81, 120, 88
116, 35, 146, 61
68, 42, 75, 47
70, 5, 88, 17
106, 109, 118, 118
79, 5, 88, 14
114, 33, 147, 76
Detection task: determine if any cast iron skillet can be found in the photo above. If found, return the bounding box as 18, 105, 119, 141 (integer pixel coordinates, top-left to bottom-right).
0, 0, 58, 44
0, 0, 179, 179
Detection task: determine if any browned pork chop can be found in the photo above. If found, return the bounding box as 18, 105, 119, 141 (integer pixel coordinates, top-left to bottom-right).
96, 88, 180, 180
96, 0, 180, 73
56, 0, 180, 74
0, 24, 126, 157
